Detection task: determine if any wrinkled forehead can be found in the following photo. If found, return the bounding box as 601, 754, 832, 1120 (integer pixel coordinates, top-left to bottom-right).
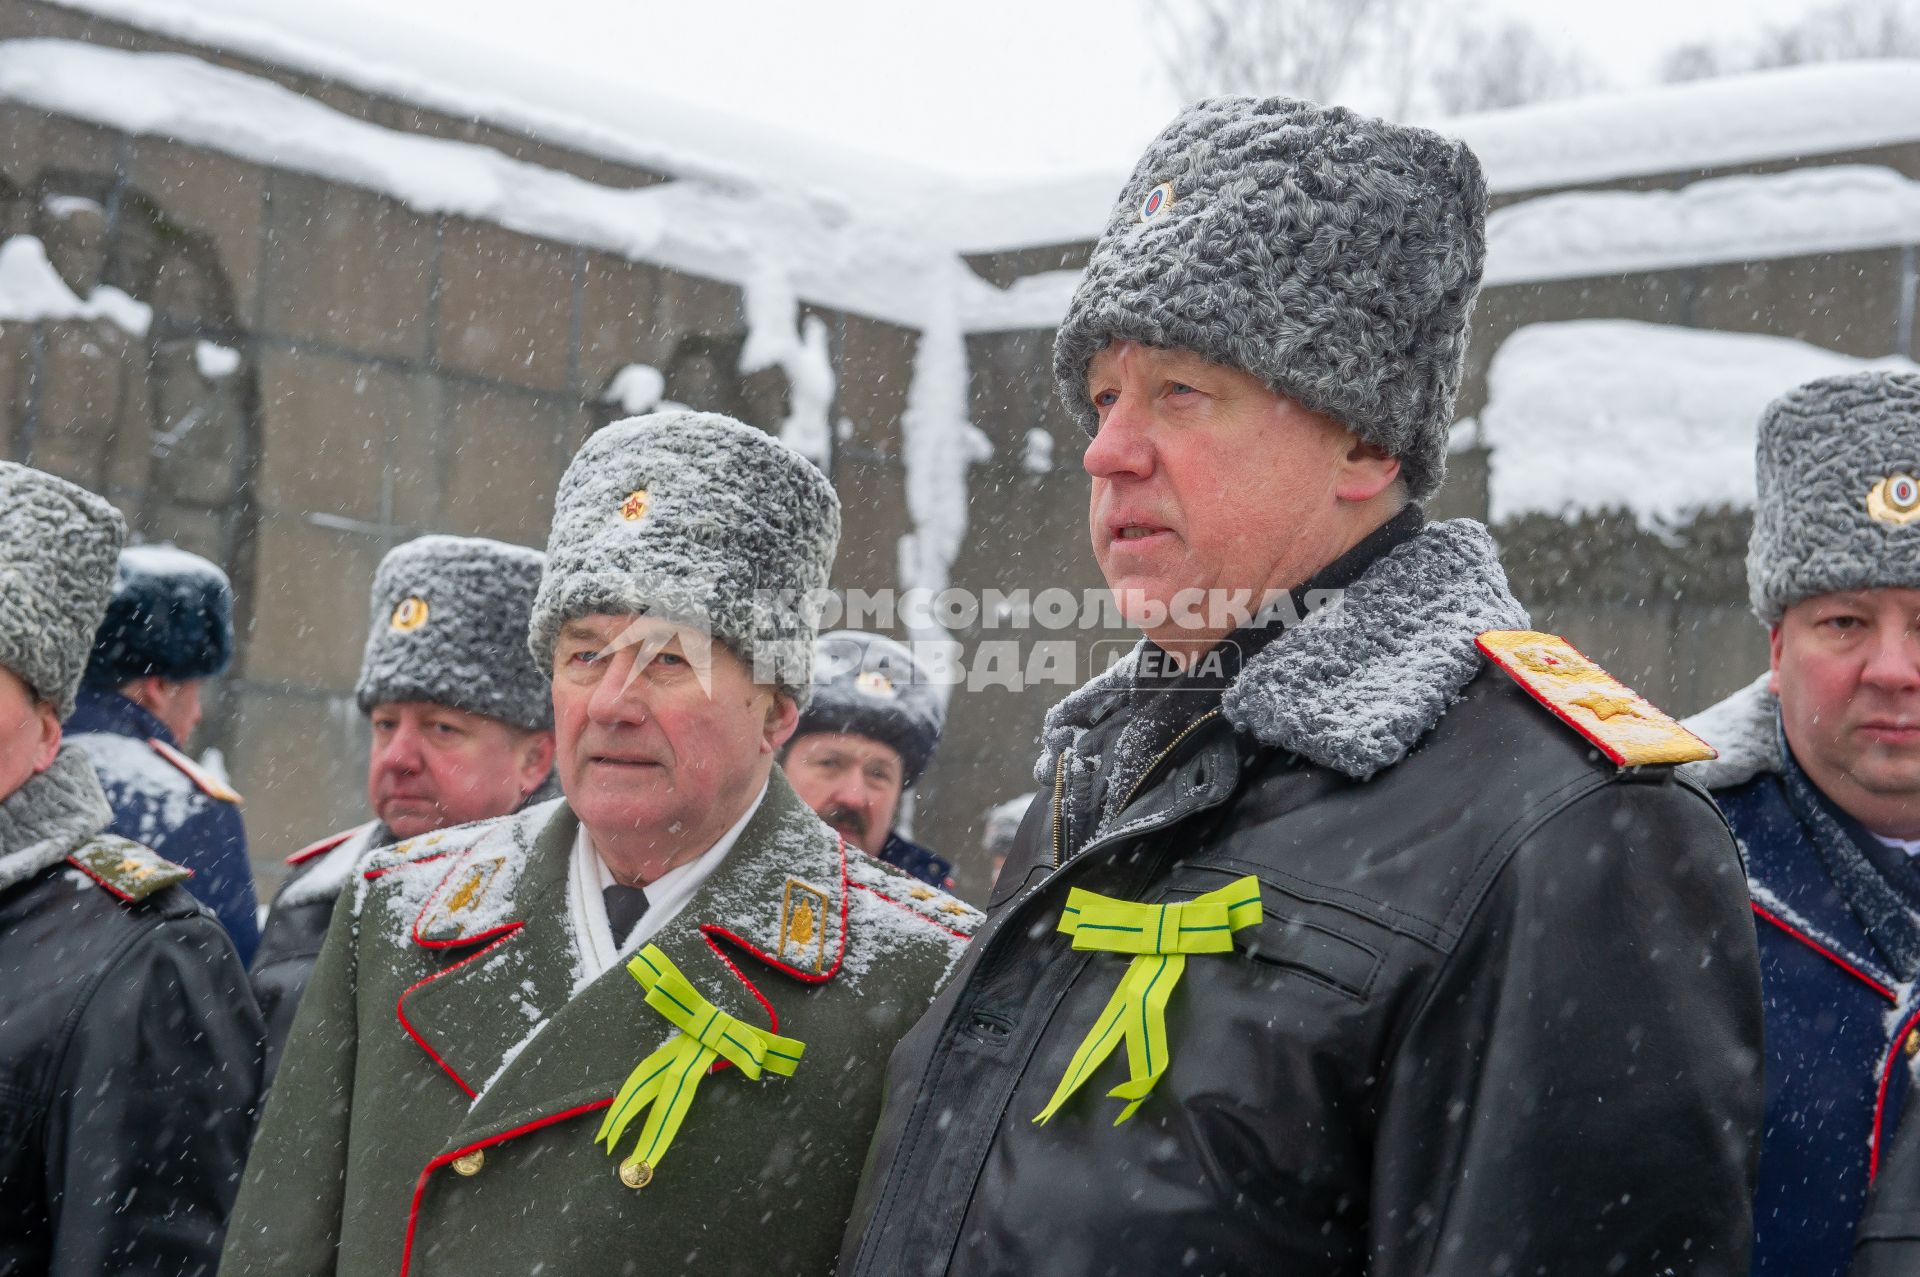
1086, 339, 1243, 385
1786, 586, 1920, 621
789, 729, 904, 770
560, 612, 714, 652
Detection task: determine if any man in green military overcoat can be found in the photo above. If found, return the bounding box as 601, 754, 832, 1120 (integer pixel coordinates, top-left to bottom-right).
221, 411, 979, 1276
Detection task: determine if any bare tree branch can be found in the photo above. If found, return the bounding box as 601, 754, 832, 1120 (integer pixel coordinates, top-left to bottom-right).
1145, 0, 1603, 120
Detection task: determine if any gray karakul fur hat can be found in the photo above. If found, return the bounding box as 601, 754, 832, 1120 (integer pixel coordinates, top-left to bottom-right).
83, 544, 235, 690
356, 534, 553, 731
1749, 370, 1920, 623
0, 461, 126, 719
529, 411, 842, 701
794, 630, 946, 786
1054, 96, 1488, 502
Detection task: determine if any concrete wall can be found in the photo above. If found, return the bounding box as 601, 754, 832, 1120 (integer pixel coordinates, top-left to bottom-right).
0, 36, 943, 893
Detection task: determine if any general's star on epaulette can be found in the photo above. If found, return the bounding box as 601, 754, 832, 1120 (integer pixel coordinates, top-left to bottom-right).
1477, 629, 1717, 768
67, 837, 190, 902
845, 856, 985, 937
147, 738, 243, 805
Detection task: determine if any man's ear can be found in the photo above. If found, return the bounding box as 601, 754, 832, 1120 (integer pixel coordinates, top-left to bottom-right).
764, 692, 800, 754
1767, 623, 1784, 696
519, 729, 557, 787
1333, 439, 1402, 504
31, 702, 61, 775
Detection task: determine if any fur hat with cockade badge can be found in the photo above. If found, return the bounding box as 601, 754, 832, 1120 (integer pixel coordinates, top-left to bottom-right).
1748, 370, 1920, 623
356, 534, 552, 731
528, 411, 841, 704
1053, 95, 1487, 502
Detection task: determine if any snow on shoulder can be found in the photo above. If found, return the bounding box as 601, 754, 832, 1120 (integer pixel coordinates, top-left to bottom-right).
1479, 320, 1920, 528
843, 850, 980, 986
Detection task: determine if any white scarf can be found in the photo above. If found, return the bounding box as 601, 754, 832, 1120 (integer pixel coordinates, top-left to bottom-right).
567, 783, 768, 982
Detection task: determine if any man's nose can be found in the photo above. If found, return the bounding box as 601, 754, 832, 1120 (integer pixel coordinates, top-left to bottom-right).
1082, 401, 1154, 482
827, 774, 869, 813
1861, 627, 1920, 692
587, 648, 652, 726
374, 724, 424, 774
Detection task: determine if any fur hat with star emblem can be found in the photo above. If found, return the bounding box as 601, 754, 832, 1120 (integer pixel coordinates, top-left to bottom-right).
1749, 370, 1920, 623
1053, 95, 1487, 502
0, 461, 125, 719
355, 534, 552, 731
529, 411, 842, 703
793, 630, 946, 786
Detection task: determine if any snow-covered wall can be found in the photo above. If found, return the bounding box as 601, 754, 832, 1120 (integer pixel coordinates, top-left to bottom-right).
1485, 165, 1920, 287
1479, 320, 1920, 527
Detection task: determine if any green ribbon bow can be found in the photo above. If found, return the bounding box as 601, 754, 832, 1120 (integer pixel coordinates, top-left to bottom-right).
1033, 875, 1262, 1126
595, 945, 805, 1183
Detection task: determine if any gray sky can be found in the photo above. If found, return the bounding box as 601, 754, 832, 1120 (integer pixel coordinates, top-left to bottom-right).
113, 0, 1838, 179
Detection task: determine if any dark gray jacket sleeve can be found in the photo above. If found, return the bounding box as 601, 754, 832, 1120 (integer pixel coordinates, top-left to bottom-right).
44, 909, 264, 1276
1854, 1091, 1920, 1275
1370, 778, 1764, 1276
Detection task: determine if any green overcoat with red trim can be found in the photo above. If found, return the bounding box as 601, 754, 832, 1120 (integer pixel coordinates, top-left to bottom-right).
219, 770, 979, 1277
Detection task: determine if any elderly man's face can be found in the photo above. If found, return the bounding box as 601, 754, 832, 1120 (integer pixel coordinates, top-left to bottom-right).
0, 667, 60, 802
367, 701, 555, 841
1082, 342, 1398, 652
552, 615, 795, 868
1773, 587, 1920, 838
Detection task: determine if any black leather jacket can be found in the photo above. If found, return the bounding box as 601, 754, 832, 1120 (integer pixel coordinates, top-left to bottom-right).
250, 822, 384, 1084
0, 750, 262, 1276
840, 524, 1762, 1277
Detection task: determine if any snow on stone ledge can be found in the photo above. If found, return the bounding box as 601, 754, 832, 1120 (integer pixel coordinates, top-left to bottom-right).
1453, 60, 1920, 198
0, 234, 152, 335
928, 60, 1920, 254
1486, 165, 1920, 287
1482, 320, 1920, 527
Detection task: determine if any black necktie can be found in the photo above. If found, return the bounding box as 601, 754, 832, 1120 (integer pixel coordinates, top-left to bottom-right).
602, 883, 651, 946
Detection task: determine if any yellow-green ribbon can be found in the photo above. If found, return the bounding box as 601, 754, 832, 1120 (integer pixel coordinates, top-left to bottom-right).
595, 945, 805, 1181
1033, 875, 1261, 1127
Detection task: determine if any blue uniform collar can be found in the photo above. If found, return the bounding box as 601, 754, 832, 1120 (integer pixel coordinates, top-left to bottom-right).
64, 687, 177, 748
1778, 721, 1920, 978
880, 831, 954, 889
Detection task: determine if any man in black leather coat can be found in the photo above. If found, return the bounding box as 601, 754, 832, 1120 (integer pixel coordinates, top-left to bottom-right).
838, 97, 1764, 1277
0, 460, 262, 1276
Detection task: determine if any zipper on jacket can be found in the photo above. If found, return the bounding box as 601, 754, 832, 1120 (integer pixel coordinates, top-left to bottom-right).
1049, 750, 1069, 868
1116, 708, 1223, 816
1051, 707, 1224, 870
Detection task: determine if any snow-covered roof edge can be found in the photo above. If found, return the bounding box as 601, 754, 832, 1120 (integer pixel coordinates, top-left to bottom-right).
929, 60, 1920, 254
41, 0, 962, 223
0, 39, 990, 333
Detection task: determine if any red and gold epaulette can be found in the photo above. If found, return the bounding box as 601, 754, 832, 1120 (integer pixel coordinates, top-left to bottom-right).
147, 738, 243, 805
286, 826, 361, 867
1477, 629, 1717, 769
